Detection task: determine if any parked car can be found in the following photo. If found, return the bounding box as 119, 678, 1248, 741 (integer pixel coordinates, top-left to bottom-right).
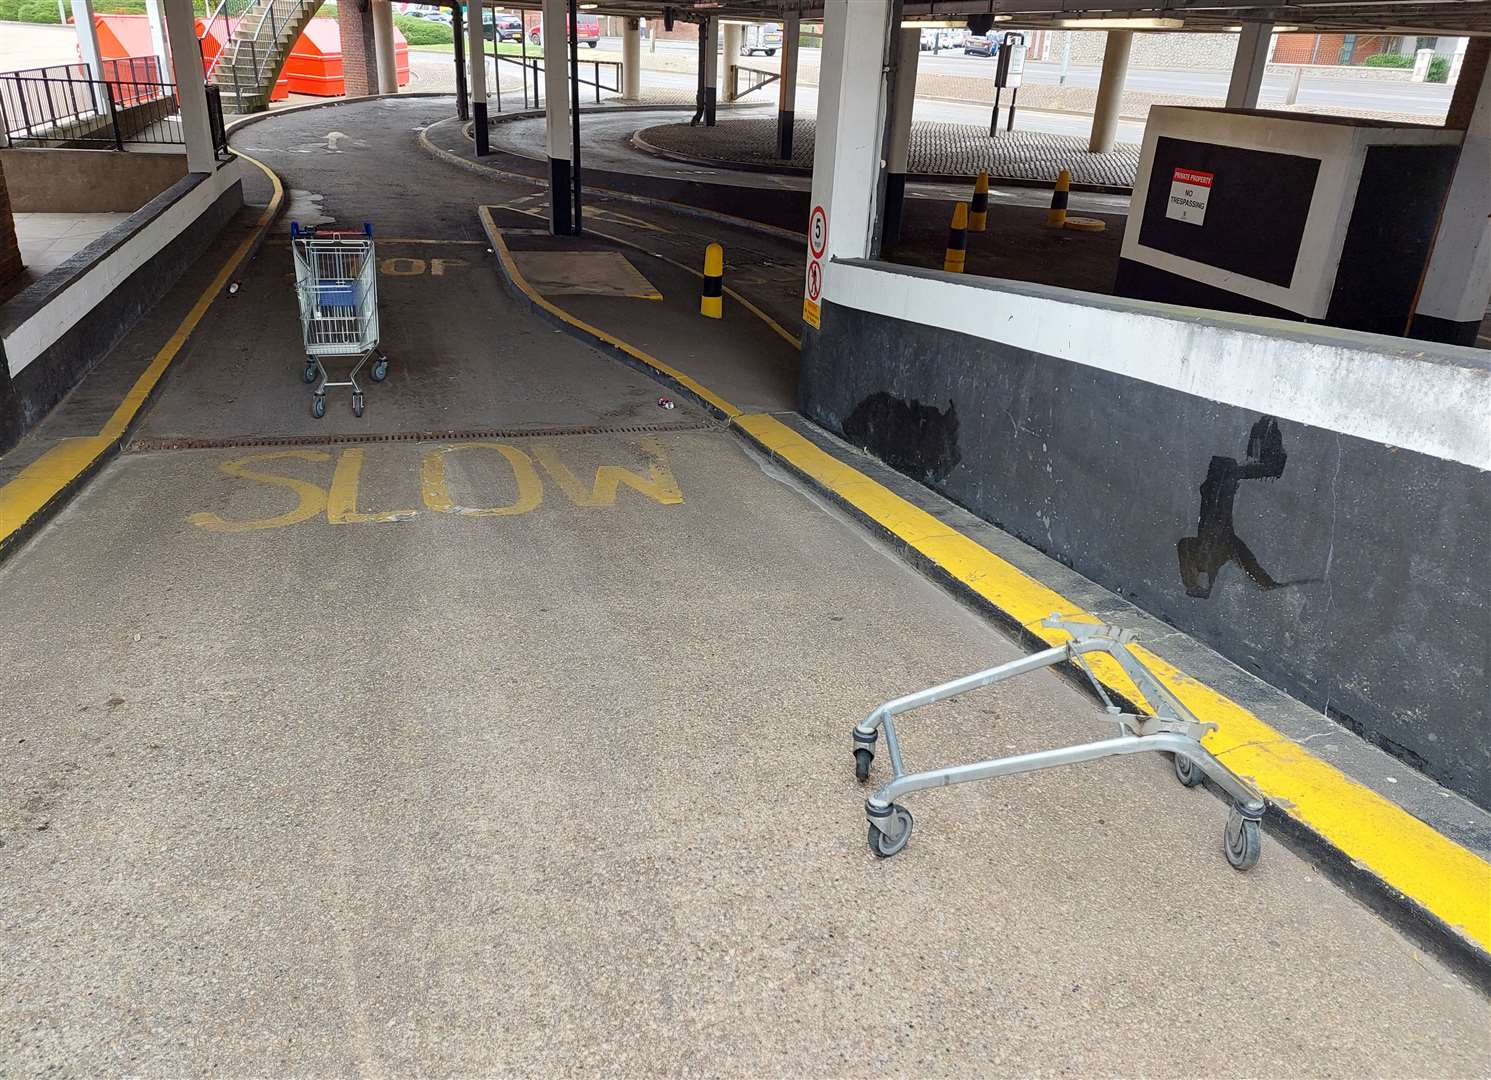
489, 13, 523, 42
740, 23, 782, 57
919, 27, 966, 51
406, 5, 452, 24
528, 13, 601, 47
964, 33, 998, 57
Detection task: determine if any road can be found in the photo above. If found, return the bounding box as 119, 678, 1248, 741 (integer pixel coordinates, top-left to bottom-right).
2, 95, 1488, 1075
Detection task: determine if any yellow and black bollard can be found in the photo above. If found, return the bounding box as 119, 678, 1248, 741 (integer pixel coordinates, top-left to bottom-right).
969, 171, 989, 232
700, 242, 723, 319
944, 203, 968, 273
1045, 168, 1071, 229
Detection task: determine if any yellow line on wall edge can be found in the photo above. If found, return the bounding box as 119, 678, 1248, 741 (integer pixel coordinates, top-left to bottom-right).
732, 411, 1491, 955
482, 207, 1489, 957
0, 153, 285, 544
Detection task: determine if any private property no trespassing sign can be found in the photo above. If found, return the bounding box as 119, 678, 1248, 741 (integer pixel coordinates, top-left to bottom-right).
1167, 167, 1213, 226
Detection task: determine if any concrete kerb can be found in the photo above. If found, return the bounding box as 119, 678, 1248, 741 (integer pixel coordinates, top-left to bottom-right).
0, 151, 286, 565
418, 113, 808, 243
479, 211, 1491, 991
628, 124, 1134, 197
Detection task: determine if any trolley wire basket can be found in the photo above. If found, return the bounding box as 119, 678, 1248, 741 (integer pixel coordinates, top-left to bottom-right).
291, 221, 388, 418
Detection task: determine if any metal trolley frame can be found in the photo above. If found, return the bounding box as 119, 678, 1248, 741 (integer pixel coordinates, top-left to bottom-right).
852, 616, 1268, 868
291, 221, 389, 418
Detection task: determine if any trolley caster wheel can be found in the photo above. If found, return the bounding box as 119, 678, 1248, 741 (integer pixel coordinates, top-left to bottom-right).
1173, 752, 1205, 788
302, 363, 317, 384
352, 394, 365, 418
853, 747, 873, 782
1224, 807, 1262, 871
370, 357, 388, 382
867, 804, 913, 859
312, 395, 326, 419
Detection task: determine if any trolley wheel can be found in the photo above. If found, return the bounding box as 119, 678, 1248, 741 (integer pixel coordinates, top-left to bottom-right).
1224, 808, 1262, 871
302, 363, 318, 384
312, 395, 326, 419
853, 748, 873, 782
370, 357, 388, 382
868, 805, 913, 859
1173, 752, 1205, 788
352, 393, 365, 418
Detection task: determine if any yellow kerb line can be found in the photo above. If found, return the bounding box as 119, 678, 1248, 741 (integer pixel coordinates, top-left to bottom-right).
0, 152, 286, 544
733, 412, 1491, 954
480, 207, 743, 420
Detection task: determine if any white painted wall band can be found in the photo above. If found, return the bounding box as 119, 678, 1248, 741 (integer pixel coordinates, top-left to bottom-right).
823, 259, 1491, 472
4, 158, 246, 380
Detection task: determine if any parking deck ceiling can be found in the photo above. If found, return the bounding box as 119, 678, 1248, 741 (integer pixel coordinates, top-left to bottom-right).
516, 0, 1491, 35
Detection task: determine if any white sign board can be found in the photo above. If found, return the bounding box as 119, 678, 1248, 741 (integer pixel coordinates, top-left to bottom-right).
1166, 167, 1213, 226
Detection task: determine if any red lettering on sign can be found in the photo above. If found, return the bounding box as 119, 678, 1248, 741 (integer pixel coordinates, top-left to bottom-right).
1172, 168, 1214, 187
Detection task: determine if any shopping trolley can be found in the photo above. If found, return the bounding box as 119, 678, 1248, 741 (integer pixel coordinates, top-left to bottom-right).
291, 221, 388, 418
852, 616, 1268, 869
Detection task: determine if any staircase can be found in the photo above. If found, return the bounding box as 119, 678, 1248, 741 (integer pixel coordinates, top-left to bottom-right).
202, 0, 321, 114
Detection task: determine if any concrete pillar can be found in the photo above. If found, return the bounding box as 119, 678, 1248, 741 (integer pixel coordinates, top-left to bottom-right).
160, 0, 216, 172
803, 0, 894, 330
721, 22, 741, 102
1447, 35, 1490, 129
542, 0, 574, 234
71, 0, 104, 81
372, 0, 397, 95
467, 0, 488, 154
1413, 37, 1491, 346
144, 0, 170, 86
622, 17, 641, 99
451, 0, 468, 121
1088, 30, 1132, 154
336, 0, 379, 97
1225, 22, 1272, 109
776, 12, 799, 158
882, 27, 919, 247
701, 16, 718, 125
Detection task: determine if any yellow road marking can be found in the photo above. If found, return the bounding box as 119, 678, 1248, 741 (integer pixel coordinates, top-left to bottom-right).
187, 449, 330, 533
419, 442, 544, 517
0, 151, 286, 547
735, 412, 1491, 953
492, 203, 801, 351
481, 207, 743, 420
532, 437, 682, 506
328, 449, 417, 523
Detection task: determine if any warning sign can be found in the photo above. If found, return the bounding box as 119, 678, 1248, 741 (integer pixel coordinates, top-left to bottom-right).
803, 297, 820, 329
1166, 167, 1212, 226
805, 259, 822, 302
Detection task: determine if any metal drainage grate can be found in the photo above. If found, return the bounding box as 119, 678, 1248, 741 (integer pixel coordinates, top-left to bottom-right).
125, 421, 718, 453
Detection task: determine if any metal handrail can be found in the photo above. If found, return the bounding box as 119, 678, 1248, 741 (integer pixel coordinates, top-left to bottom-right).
0, 69, 182, 149
494, 52, 621, 108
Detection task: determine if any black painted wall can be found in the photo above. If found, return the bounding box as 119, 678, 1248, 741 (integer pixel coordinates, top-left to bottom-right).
801, 301, 1491, 809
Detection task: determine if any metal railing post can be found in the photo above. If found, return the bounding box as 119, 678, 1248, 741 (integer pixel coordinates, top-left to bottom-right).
107, 82, 123, 149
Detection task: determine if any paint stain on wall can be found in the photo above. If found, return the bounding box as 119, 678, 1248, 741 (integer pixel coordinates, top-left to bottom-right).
843, 394, 961, 484
1177, 416, 1316, 599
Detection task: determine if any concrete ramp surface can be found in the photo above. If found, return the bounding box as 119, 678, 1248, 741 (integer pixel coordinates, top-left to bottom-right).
0, 98, 1487, 1077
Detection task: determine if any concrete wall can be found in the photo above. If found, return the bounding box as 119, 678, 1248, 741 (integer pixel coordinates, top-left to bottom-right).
0, 158, 245, 452
1057, 30, 1238, 70
802, 260, 1491, 809
1, 149, 187, 214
